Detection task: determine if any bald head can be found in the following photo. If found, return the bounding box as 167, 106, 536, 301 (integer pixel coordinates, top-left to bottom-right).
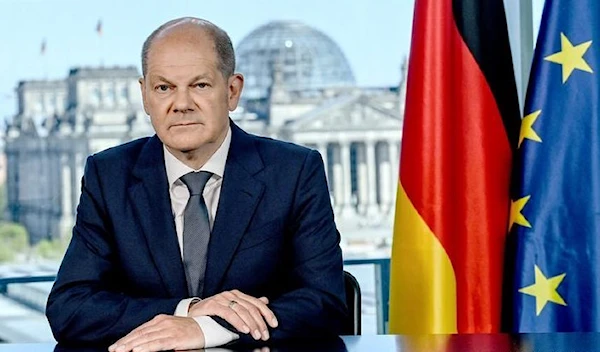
141, 17, 235, 78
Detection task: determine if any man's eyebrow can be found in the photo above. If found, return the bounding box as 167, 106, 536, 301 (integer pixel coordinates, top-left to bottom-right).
150, 75, 175, 85
149, 75, 212, 85
188, 74, 212, 83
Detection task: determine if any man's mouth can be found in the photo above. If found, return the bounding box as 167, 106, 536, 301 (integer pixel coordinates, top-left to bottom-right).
171, 122, 201, 127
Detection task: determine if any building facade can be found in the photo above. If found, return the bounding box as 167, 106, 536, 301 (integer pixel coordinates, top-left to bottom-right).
4, 21, 406, 248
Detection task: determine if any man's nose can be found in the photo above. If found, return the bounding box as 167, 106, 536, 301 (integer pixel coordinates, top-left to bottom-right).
172, 88, 194, 113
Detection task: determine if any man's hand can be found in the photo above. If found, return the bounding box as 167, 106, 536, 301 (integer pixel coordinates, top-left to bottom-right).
108, 315, 204, 352
189, 289, 278, 341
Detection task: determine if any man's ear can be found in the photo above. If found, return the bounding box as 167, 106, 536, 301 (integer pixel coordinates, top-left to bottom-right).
139, 77, 150, 115
227, 73, 244, 111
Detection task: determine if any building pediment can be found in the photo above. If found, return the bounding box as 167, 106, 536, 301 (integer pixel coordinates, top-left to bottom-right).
284, 93, 402, 132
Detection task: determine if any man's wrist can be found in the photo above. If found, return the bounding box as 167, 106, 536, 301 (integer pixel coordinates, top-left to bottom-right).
174, 298, 200, 317
188, 298, 201, 314
194, 316, 239, 347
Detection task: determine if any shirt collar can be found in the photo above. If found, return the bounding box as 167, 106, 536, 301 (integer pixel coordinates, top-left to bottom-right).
164, 126, 231, 187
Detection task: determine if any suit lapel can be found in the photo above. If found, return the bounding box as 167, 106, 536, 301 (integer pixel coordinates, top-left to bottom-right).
128, 135, 188, 298
203, 123, 265, 296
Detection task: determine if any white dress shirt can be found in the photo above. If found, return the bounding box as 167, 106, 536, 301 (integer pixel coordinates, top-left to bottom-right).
164, 126, 239, 348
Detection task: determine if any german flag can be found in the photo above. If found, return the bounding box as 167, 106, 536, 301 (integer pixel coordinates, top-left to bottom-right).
388, 0, 520, 333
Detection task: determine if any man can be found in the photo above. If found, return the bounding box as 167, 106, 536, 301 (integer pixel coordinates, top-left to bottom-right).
46, 17, 346, 350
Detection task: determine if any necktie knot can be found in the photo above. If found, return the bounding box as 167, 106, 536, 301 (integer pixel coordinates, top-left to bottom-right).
180, 171, 213, 196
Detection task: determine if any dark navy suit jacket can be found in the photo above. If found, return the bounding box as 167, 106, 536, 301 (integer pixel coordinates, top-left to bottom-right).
46, 122, 346, 345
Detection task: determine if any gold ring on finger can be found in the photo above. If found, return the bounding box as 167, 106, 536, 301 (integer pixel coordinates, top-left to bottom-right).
228, 300, 238, 309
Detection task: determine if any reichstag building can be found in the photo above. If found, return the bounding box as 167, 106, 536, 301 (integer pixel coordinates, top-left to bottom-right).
4, 21, 405, 251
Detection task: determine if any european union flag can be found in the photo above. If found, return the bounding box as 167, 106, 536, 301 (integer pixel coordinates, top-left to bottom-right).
505, 0, 599, 331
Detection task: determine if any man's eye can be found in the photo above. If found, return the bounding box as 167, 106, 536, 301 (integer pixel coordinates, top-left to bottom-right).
196, 83, 209, 89
156, 85, 170, 92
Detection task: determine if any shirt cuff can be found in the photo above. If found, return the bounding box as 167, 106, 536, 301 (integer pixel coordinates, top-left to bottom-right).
193, 316, 239, 348
175, 298, 239, 348
174, 298, 198, 317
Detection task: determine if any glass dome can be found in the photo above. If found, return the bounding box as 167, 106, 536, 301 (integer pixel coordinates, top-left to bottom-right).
236, 21, 356, 100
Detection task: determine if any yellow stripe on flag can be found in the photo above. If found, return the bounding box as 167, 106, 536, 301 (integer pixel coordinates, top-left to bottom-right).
388, 183, 457, 333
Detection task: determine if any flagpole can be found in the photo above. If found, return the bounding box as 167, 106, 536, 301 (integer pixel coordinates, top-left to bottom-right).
97, 19, 104, 67
503, 0, 533, 113
519, 0, 533, 103
41, 38, 48, 80
44, 55, 48, 80
99, 35, 104, 67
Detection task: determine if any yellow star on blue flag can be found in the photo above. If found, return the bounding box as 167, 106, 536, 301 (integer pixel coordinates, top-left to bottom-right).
519, 265, 567, 316
544, 33, 593, 83
519, 110, 542, 148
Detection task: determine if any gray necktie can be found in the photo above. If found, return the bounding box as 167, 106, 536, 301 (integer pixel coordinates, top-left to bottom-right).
180, 171, 213, 297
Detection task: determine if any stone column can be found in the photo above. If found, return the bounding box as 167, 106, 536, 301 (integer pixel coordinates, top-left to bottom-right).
356, 144, 368, 214
318, 142, 329, 185
332, 144, 344, 211
68, 149, 86, 228
340, 141, 353, 217
59, 153, 74, 238
366, 140, 379, 216
378, 142, 392, 214
389, 141, 400, 205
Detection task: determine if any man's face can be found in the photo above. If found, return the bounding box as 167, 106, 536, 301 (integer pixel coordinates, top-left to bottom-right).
139, 27, 243, 156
